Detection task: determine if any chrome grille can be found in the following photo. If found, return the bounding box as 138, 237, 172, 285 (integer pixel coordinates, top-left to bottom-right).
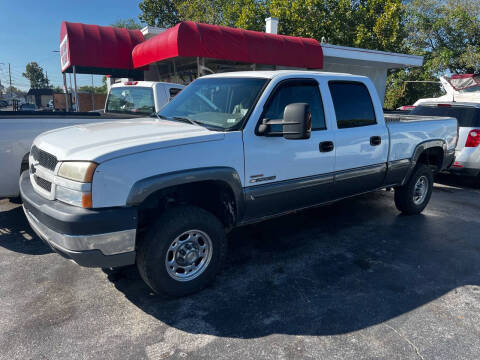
34, 175, 52, 192
31, 145, 57, 171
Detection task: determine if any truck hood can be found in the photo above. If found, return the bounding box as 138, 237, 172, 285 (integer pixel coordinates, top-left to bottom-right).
33, 118, 225, 162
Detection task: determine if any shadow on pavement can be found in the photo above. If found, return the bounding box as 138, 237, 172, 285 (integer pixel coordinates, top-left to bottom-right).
0, 204, 52, 255
104, 190, 480, 338
435, 172, 480, 190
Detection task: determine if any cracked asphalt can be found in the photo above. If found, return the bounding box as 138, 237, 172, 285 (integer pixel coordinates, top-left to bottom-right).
1, 174, 480, 359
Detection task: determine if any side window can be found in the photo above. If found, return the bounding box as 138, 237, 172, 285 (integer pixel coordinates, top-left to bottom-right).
328, 82, 376, 129
263, 81, 326, 131
169, 87, 182, 100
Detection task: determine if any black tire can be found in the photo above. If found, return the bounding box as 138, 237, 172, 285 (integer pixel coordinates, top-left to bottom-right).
136, 205, 227, 297
394, 164, 434, 215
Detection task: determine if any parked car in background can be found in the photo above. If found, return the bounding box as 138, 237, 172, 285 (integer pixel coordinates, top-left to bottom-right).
105, 81, 184, 114
0, 81, 184, 198
21, 71, 457, 297
410, 102, 480, 177
20, 103, 37, 111
397, 105, 416, 111
414, 74, 480, 106
0, 100, 8, 108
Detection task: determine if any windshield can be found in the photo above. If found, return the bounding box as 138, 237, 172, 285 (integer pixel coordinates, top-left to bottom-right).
411, 105, 480, 127
459, 85, 480, 93
158, 77, 268, 130
106, 86, 154, 115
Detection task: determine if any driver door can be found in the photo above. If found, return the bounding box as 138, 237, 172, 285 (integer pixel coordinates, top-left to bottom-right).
243, 79, 336, 220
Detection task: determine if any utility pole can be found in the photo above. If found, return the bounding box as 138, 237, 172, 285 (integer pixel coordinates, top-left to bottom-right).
68, 73, 73, 110
62, 72, 70, 112
8, 63, 12, 97
91, 74, 95, 111
73, 66, 79, 112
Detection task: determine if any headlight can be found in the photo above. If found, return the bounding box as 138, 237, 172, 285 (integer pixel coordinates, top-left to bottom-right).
57, 162, 97, 183
56, 161, 96, 208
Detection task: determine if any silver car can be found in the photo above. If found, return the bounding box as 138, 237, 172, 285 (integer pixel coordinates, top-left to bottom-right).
411, 102, 480, 177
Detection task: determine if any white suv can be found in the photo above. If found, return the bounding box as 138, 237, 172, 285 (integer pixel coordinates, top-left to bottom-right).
411, 102, 480, 177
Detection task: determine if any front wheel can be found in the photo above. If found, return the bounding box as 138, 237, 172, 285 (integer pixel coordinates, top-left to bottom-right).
136, 205, 227, 297
394, 164, 434, 215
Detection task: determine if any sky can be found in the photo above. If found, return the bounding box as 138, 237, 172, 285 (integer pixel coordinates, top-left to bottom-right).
0, 0, 143, 91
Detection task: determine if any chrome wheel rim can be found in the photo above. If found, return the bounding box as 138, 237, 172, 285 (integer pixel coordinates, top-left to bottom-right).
165, 229, 213, 282
413, 175, 429, 205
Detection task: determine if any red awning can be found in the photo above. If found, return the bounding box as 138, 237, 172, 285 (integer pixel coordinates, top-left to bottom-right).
132, 21, 323, 69
60, 21, 145, 76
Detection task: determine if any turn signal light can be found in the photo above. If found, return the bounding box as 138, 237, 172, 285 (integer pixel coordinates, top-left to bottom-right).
465, 129, 480, 147
81, 193, 93, 208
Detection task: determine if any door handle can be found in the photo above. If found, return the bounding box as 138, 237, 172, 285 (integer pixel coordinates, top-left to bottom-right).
370, 136, 382, 146
319, 141, 334, 152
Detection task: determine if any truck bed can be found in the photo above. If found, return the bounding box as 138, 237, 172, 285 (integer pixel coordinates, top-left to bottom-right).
0, 111, 142, 119
384, 112, 458, 163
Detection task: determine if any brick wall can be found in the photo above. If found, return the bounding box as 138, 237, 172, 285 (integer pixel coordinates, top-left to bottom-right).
54, 93, 107, 112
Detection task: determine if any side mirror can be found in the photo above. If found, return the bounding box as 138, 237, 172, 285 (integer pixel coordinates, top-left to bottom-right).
282, 103, 311, 140
257, 103, 312, 139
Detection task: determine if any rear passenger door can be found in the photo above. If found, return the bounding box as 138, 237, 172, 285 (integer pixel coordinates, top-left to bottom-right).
328, 81, 389, 197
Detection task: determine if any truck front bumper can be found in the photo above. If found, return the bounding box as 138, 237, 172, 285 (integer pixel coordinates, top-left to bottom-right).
20, 172, 137, 268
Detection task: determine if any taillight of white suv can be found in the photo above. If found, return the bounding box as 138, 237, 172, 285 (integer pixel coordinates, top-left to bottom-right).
465, 129, 480, 147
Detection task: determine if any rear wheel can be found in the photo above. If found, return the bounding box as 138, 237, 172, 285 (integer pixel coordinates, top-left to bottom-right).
136, 205, 227, 297
394, 164, 433, 215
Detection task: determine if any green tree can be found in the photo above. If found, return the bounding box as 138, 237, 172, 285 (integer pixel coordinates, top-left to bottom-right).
5, 86, 25, 95
97, 76, 108, 94
266, 0, 405, 52
78, 84, 107, 94
140, 0, 480, 109
111, 18, 143, 29
139, 0, 181, 27
78, 85, 95, 93
354, 0, 406, 52
407, 0, 480, 74
22, 62, 50, 89
52, 86, 64, 93
384, 0, 480, 109
138, 0, 406, 52
384, 68, 443, 109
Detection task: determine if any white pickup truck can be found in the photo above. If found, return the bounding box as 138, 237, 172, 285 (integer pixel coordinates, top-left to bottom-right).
20, 71, 457, 297
0, 81, 184, 198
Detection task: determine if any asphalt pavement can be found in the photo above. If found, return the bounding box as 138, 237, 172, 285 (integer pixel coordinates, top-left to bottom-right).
1, 174, 480, 359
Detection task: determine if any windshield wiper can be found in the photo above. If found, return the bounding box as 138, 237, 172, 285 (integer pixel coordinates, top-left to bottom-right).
172, 116, 204, 127
157, 114, 204, 128
155, 113, 168, 120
